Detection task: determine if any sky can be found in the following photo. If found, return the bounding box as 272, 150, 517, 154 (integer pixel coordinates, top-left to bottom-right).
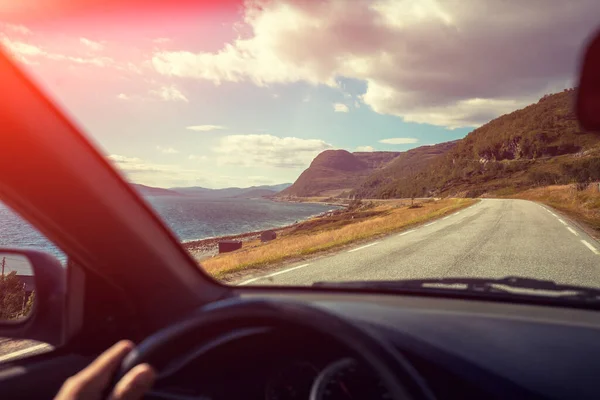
0, 0, 599, 188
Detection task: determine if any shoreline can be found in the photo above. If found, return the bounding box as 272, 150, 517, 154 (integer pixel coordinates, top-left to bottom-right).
182, 206, 345, 260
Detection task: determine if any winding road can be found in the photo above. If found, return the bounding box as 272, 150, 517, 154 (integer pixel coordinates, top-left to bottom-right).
239, 199, 600, 287
3, 199, 600, 363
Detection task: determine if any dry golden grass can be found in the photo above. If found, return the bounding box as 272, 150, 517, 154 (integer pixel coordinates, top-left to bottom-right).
512, 184, 600, 233
202, 198, 475, 279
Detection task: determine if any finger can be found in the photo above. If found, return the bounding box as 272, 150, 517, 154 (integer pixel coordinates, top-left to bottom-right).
78, 340, 134, 388
108, 364, 156, 400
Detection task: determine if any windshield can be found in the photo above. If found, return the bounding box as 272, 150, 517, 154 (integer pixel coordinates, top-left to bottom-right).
2, 1, 600, 299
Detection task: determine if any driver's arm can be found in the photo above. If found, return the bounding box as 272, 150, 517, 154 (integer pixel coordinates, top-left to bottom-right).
55, 340, 156, 400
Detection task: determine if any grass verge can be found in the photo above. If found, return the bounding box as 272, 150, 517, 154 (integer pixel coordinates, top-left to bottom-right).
202, 198, 475, 280
510, 184, 600, 235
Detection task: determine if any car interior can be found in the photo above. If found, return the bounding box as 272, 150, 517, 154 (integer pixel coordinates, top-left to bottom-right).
0, 4, 600, 400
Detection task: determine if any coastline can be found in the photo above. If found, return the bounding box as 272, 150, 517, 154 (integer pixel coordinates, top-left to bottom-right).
182, 204, 344, 260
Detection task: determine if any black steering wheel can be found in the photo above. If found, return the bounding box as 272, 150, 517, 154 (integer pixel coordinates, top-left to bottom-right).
113, 298, 436, 400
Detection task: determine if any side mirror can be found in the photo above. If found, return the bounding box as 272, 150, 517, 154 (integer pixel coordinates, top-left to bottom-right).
0, 249, 75, 348
576, 28, 600, 131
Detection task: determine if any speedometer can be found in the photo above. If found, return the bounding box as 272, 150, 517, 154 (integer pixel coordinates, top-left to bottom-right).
266, 361, 320, 400
310, 358, 391, 400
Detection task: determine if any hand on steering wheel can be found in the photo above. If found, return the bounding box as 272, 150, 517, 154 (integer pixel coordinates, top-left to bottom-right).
55, 341, 156, 400
113, 299, 436, 400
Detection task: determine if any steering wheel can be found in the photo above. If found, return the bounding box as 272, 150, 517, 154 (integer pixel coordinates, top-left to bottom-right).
113, 298, 436, 400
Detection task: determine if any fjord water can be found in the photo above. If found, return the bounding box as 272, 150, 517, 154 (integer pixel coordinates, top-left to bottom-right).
145, 196, 336, 242
0, 197, 337, 261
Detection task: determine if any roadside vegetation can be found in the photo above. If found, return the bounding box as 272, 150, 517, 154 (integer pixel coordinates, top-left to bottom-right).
353, 90, 600, 200
509, 184, 600, 235
202, 198, 475, 281
0, 271, 34, 320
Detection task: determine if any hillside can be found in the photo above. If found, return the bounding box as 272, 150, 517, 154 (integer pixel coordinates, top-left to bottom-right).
355, 141, 460, 198
354, 89, 600, 199
278, 150, 400, 198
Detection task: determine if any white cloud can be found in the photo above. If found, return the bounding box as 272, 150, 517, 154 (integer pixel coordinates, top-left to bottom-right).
153, 38, 171, 44
186, 125, 227, 132
150, 0, 600, 128
0, 23, 30, 35
117, 93, 130, 100
379, 138, 418, 145
156, 145, 179, 154
188, 154, 208, 161
272, 93, 280, 98
214, 134, 332, 168
0, 35, 114, 67
106, 154, 278, 188
333, 103, 349, 113
355, 145, 375, 152
149, 85, 188, 102
80, 37, 104, 51
302, 95, 311, 103
108, 155, 143, 164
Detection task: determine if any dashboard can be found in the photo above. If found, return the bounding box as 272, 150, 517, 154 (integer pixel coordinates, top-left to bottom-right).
150, 327, 393, 400
148, 290, 600, 400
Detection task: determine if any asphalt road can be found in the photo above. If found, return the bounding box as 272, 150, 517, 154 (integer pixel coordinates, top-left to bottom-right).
239, 199, 600, 287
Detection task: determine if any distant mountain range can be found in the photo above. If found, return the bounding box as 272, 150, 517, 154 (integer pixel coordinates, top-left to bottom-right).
280, 89, 600, 200
132, 184, 182, 197
132, 183, 291, 198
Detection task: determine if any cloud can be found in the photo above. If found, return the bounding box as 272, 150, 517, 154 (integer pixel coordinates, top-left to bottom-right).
186, 125, 227, 132
107, 154, 209, 187
79, 37, 104, 51
0, 23, 30, 35
153, 38, 171, 44
149, 85, 188, 102
302, 95, 311, 103
107, 155, 143, 164
150, 0, 600, 128
333, 103, 349, 113
117, 93, 130, 100
107, 154, 280, 188
188, 154, 208, 161
214, 134, 332, 168
156, 145, 179, 154
0, 34, 114, 67
379, 138, 418, 145
355, 145, 375, 152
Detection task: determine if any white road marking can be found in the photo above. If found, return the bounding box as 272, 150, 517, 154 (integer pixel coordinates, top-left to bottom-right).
238, 263, 311, 285
238, 277, 260, 286
266, 263, 310, 277
581, 240, 600, 255
443, 216, 451, 220
348, 242, 380, 253
567, 227, 579, 236
550, 212, 557, 217
425, 222, 436, 227
558, 219, 567, 225
399, 230, 415, 236
0, 343, 51, 363
455, 211, 461, 215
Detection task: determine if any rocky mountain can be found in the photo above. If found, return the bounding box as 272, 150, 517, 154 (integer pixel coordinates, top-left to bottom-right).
354, 89, 600, 199
278, 151, 400, 198
354, 141, 460, 198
